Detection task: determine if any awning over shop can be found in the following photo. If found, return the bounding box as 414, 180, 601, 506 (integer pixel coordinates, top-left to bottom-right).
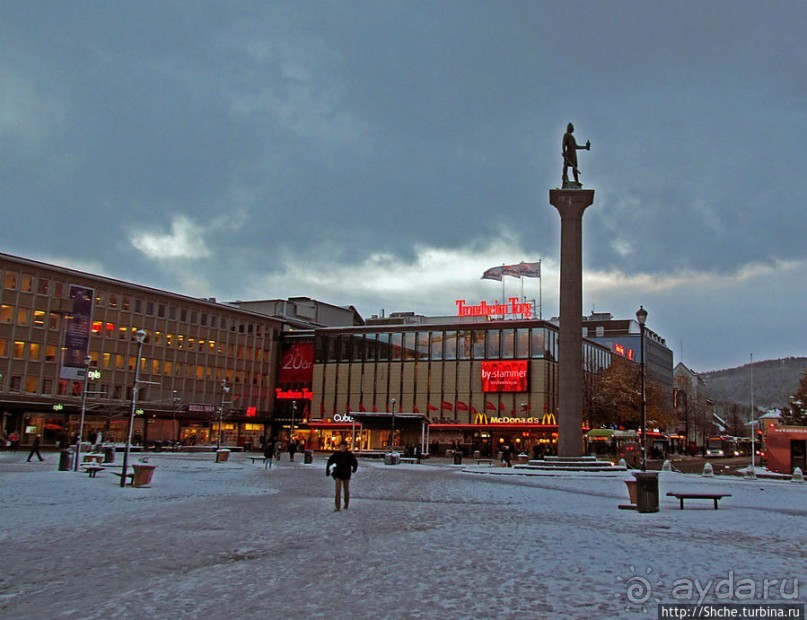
429, 423, 558, 432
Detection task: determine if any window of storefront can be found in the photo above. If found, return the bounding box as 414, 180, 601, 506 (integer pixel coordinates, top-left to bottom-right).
472, 331, 485, 359
486, 330, 500, 359
501, 329, 515, 359
516, 329, 530, 358
416, 332, 429, 360
531, 328, 546, 359
458, 330, 471, 359
444, 331, 457, 360
390, 333, 403, 360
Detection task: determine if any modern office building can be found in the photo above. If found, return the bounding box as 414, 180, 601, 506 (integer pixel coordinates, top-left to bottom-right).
295, 316, 613, 456
0, 252, 285, 449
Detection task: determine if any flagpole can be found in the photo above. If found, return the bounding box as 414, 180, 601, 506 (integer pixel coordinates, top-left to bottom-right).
539, 259, 542, 320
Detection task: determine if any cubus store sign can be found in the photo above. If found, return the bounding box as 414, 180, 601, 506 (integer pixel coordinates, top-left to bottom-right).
481, 360, 529, 393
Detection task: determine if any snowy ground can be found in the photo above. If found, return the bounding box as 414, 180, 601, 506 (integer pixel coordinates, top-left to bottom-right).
1, 451, 805, 619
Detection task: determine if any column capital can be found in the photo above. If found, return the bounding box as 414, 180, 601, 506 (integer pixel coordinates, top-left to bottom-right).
549, 189, 595, 219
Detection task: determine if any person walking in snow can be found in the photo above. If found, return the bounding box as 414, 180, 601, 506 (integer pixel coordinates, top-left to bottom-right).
27, 434, 44, 462
326, 441, 358, 512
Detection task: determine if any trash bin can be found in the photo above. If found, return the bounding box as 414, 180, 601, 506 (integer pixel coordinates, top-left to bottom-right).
216, 449, 230, 463
59, 449, 73, 471
473, 450, 481, 459
633, 472, 659, 513
304, 450, 313, 464
384, 452, 400, 465
453, 451, 463, 465
517, 453, 529, 465
103, 446, 115, 463
131, 464, 157, 488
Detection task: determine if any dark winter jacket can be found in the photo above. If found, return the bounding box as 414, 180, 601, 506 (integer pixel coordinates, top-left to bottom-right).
326, 450, 358, 480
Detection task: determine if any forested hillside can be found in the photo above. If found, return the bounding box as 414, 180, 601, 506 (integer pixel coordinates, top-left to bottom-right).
701, 357, 807, 409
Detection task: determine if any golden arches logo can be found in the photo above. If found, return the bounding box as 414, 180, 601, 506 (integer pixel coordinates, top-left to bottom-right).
541, 412, 557, 425
473, 412, 489, 425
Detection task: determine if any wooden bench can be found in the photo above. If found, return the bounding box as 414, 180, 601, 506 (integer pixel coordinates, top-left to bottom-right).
475, 459, 495, 466
667, 492, 731, 510
82, 465, 105, 478
248, 456, 272, 469
399, 457, 419, 464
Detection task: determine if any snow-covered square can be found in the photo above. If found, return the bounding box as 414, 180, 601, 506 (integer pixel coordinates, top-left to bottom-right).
1, 452, 805, 619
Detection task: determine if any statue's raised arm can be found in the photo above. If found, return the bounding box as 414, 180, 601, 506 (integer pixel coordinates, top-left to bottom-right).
561, 123, 591, 188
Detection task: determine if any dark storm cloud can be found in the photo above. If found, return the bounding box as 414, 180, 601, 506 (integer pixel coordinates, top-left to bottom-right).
1, 0, 805, 370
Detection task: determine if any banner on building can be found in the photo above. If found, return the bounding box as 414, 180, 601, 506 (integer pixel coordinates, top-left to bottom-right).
278, 342, 314, 383
481, 360, 529, 393
59, 285, 94, 381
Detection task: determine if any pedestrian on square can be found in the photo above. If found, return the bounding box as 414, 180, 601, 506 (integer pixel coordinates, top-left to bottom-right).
501, 444, 512, 467
27, 434, 44, 462
8, 430, 20, 452
326, 441, 358, 512
274, 439, 283, 460
288, 438, 298, 462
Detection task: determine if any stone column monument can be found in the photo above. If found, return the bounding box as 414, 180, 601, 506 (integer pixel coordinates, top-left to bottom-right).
549, 122, 593, 457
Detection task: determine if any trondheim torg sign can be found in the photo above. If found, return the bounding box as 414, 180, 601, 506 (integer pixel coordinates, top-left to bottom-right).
456, 297, 533, 319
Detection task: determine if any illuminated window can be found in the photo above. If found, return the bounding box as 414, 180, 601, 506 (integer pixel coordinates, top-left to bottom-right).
188, 338, 195, 350
34, 310, 46, 327
4, 272, 17, 290
92, 321, 102, 334
115, 354, 124, 370
13, 341, 26, 358
103, 352, 111, 368
166, 333, 173, 347
21, 274, 33, 292
49, 312, 60, 330
1, 305, 12, 323
106, 322, 115, 335
119, 326, 129, 340
164, 360, 172, 375
0, 339, 7, 356
178, 334, 184, 349
154, 331, 162, 345
46, 345, 57, 362
152, 359, 160, 374
108, 293, 118, 309
30, 343, 41, 360
122, 296, 131, 311
16, 307, 30, 326
24, 377, 38, 393
95, 292, 105, 307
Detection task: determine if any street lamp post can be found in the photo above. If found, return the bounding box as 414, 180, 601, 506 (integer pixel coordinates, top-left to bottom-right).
290, 400, 297, 443
217, 381, 230, 451
121, 330, 148, 487
390, 398, 396, 452
73, 355, 93, 471
636, 306, 648, 472
172, 390, 182, 445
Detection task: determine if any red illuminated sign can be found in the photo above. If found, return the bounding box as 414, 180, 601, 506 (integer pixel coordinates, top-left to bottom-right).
481, 361, 529, 393
613, 343, 635, 361
278, 343, 314, 383
275, 388, 314, 400
455, 297, 533, 319
246, 406, 257, 417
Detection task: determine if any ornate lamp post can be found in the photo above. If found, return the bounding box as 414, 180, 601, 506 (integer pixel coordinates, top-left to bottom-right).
74, 354, 92, 471
636, 306, 648, 471
121, 329, 148, 487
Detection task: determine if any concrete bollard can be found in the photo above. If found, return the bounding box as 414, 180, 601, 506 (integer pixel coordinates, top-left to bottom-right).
661, 460, 672, 472
618, 458, 627, 469
744, 465, 757, 480
792, 467, 804, 483
702, 462, 714, 477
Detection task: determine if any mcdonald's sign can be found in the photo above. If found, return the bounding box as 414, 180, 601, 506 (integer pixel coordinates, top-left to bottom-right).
473, 412, 489, 425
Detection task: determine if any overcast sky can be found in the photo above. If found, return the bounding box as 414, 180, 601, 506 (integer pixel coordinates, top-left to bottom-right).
2, 1, 805, 373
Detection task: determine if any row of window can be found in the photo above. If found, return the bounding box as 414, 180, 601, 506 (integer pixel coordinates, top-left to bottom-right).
316, 328, 568, 363
1, 269, 270, 334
